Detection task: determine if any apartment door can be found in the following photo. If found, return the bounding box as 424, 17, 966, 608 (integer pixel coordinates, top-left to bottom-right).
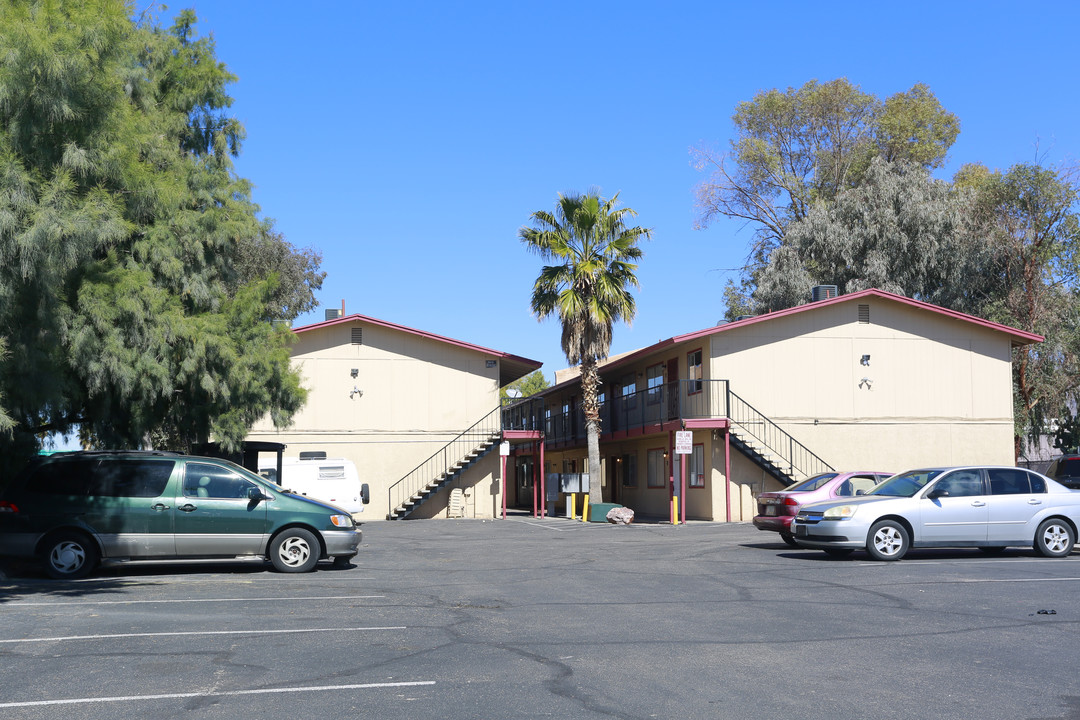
514, 456, 535, 509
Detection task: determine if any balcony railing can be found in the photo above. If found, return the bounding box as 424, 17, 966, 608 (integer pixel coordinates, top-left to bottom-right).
501, 379, 832, 480
502, 379, 730, 445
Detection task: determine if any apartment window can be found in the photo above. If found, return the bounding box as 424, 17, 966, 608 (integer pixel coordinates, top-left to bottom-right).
646, 364, 664, 405
687, 349, 703, 394
620, 374, 637, 410
647, 448, 667, 488
689, 444, 705, 488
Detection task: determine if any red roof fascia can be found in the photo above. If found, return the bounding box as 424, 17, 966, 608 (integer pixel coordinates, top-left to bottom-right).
292, 313, 542, 368
670, 288, 1044, 347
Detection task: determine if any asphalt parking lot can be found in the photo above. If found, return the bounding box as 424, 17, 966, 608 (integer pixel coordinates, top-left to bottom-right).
1, 518, 1079, 720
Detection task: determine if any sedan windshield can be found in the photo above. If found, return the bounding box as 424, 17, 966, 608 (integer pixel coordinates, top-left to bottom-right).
867, 470, 943, 497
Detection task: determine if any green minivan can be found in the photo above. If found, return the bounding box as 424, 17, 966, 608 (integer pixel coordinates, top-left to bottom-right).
0, 451, 366, 579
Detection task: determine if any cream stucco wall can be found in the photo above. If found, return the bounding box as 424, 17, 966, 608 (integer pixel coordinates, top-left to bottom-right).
247, 319, 504, 519
709, 298, 1017, 469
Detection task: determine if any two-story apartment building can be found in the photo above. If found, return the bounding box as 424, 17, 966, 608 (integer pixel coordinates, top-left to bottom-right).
500, 288, 1042, 522
246, 310, 541, 520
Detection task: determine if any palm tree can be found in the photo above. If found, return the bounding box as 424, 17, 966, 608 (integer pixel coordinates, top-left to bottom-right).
520, 191, 650, 502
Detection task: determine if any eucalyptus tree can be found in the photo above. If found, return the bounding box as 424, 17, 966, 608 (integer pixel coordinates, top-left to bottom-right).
520, 192, 650, 501
960, 162, 1080, 450
747, 158, 989, 315
0, 2, 314, 468
693, 78, 959, 299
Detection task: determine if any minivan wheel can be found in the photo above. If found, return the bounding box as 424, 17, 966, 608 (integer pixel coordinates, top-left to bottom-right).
42, 532, 99, 580
270, 528, 320, 573
866, 520, 909, 561
1034, 518, 1075, 558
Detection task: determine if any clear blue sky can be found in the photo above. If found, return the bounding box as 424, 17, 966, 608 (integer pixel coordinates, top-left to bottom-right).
172, 0, 1080, 381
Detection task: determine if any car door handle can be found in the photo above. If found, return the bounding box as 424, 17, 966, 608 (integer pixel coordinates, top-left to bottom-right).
1028, 499, 1043, 505
971, 501, 987, 507
151, 503, 170, 511
178, 504, 198, 512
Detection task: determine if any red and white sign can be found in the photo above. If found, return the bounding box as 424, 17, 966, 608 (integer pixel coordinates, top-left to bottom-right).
675, 431, 693, 454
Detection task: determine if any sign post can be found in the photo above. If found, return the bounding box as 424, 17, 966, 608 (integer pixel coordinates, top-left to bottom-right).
499, 441, 510, 519
674, 431, 692, 525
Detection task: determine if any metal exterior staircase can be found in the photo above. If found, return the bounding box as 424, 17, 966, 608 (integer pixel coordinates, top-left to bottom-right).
387, 407, 502, 520
724, 388, 833, 485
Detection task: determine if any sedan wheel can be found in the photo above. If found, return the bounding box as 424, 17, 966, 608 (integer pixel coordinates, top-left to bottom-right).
866, 520, 909, 561
1034, 518, 1075, 558
780, 532, 799, 547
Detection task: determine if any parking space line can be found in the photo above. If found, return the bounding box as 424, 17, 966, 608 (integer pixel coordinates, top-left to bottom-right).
6, 595, 383, 606
894, 577, 1080, 584
0, 626, 405, 644
0, 680, 437, 708
508, 519, 574, 532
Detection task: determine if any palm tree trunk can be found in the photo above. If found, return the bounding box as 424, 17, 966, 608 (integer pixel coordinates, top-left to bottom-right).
586, 417, 602, 500
581, 358, 604, 500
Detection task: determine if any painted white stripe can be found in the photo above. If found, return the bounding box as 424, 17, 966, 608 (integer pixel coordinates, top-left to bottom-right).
0, 626, 404, 644
904, 577, 1080, 584
509, 519, 572, 532
7, 595, 383, 607
0, 680, 436, 708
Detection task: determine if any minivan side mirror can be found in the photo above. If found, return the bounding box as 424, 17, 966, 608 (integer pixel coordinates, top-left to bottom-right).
361, 483, 370, 505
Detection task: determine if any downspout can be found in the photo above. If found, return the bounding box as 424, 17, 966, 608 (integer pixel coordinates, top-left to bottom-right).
725, 429, 732, 522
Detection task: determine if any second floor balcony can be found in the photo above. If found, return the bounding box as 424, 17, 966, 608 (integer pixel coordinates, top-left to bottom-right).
502, 379, 730, 446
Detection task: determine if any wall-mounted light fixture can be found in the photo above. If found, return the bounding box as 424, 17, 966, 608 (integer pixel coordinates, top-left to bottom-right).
860, 354, 871, 366
351, 368, 359, 378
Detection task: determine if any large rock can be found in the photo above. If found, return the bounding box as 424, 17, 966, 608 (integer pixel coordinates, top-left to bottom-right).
607, 506, 635, 525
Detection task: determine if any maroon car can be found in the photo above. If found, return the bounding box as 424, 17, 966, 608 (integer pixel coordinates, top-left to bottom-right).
754, 471, 892, 546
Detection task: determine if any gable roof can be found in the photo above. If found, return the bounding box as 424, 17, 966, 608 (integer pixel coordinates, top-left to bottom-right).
550, 288, 1043, 388
292, 313, 542, 387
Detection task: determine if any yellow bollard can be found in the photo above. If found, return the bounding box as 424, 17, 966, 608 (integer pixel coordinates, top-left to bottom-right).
581, 493, 590, 522
569, 493, 577, 520
672, 496, 679, 525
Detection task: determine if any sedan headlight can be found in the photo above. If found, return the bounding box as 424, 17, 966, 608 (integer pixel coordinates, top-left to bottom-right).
329, 514, 353, 528
823, 505, 857, 520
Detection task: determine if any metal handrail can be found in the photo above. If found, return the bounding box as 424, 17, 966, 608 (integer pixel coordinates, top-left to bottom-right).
725, 388, 833, 479
387, 406, 503, 518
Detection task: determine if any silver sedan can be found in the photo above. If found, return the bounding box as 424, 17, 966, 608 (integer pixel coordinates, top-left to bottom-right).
791, 466, 1080, 560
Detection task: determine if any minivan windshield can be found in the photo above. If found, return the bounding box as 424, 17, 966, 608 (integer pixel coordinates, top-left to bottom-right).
213, 458, 280, 493
867, 469, 943, 498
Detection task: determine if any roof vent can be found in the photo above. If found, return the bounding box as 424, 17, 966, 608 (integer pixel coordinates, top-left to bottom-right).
735, 315, 756, 321
299, 451, 327, 461
811, 285, 838, 302
325, 308, 341, 321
